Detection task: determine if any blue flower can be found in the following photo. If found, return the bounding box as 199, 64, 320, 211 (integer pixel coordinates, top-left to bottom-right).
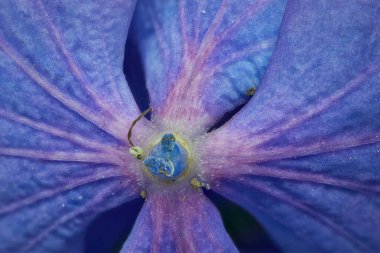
0, 0, 379, 253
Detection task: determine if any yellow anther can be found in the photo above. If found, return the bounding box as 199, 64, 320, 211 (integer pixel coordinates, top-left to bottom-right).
190, 178, 211, 191
190, 178, 202, 191
140, 190, 147, 199
129, 146, 144, 160
246, 86, 256, 96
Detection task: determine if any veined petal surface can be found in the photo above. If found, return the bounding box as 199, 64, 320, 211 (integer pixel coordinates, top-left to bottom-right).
201, 0, 380, 252
121, 186, 238, 253
131, 0, 287, 135
0, 1, 145, 252
0, 0, 143, 143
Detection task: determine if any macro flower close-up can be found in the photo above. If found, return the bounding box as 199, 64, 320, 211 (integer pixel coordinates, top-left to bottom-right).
0, 0, 379, 252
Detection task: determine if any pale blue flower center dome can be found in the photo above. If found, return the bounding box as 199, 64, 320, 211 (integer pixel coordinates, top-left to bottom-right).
143, 133, 188, 180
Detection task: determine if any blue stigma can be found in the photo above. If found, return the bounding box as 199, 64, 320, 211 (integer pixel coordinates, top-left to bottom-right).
143, 133, 188, 180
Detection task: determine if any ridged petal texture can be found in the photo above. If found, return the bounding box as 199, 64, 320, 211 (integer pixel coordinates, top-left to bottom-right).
120, 187, 238, 253
2, 0, 380, 252
0, 1, 145, 252
130, 0, 287, 135
201, 0, 380, 252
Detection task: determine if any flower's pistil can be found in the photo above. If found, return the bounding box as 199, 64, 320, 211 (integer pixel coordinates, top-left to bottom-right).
143, 133, 188, 181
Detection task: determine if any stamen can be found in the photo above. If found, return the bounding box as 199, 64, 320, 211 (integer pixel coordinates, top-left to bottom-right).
190, 178, 202, 190
128, 107, 152, 160
129, 146, 144, 160
140, 190, 147, 199
246, 86, 256, 96
190, 178, 210, 191
128, 107, 152, 147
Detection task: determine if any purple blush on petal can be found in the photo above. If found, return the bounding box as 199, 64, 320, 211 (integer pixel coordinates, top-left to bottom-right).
130, 0, 287, 134
0, 1, 155, 252
200, 0, 380, 252
121, 186, 238, 253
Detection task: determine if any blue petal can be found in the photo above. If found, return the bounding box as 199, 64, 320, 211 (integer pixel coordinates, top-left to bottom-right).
130, 0, 287, 135
0, 1, 144, 252
0, 0, 142, 143
0, 160, 140, 253
120, 187, 238, 253
201, 0, 380, 252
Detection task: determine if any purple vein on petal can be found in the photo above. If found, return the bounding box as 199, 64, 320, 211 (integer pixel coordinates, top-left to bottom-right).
99, 38, 131, 119
197, 0, 269, 64
35, 0, 121, 120
179, 0, 189, 58
0, 108, 120, 153
150, 194, 166, 252
18, 184, 118, 253
196, 0, 230, 60
0, 147, 122, 164
250, 166, 380, 195
210, 164, 380, 195
177, 197, 195, 253
210, 133, 380, 166
247, 180, 372, 252
212, 0, 270, 47
160, 0, 231, 123
0, 171, 128, 216
193, 0, 207, 48
251, 134, 380, 164
251, 64, 380, 147
0, 35, 126, 141
162, 0, 272, 124
216, 185, 324, 252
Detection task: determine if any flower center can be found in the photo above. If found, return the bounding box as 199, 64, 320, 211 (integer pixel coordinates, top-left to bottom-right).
143, 133, 189, 181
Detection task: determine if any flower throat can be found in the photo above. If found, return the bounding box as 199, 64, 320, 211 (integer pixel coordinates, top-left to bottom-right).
127, 107, 190, 182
